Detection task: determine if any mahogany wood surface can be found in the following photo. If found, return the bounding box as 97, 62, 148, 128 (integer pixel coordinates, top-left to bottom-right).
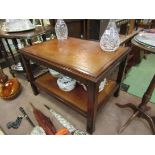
20, 37, 129, 81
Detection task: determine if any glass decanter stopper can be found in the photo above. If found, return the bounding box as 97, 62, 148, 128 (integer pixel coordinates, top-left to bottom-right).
55, 19, 68, 40
100, 19, 120, 52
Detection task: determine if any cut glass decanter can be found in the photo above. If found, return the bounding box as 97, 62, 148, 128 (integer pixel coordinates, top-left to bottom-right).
100, 19, 120, 52
55, 19, 68, 40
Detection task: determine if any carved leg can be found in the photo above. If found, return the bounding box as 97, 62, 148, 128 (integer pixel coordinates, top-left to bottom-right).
141, 112, 155, 135
139, 74, 155, 107
116, 74, 155, 134
5, 38, 17, 64
87, 81, 98, 134
12, 39, 26, 73
116, 103, 155, 134
0, 39, 15, 77
114, 55, 128, 97
118, 111, 139, 134
116, 103, 138, 112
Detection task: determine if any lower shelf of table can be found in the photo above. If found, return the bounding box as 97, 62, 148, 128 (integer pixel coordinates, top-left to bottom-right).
35, 73, 117, 116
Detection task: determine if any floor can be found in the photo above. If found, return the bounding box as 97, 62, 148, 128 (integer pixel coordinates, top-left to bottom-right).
123, 53, 155, 103
0, 68, 155, 135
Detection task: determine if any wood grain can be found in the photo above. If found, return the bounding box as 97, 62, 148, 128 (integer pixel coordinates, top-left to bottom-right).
35, 73, 117, 116
20, 37, 129, 79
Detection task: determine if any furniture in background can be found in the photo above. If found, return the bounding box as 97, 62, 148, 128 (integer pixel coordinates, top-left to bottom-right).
116, 74, 155, 134
49, 19, 87, 39
138, 19, 152, 29
50, 19, 111, 40
132, 38, 155, 54
116, 19, 129, 35
150, 20, 155, 28
0, 25, 54, 76
0, 39, 14, 74
20, 37, 130, 134
49, 19, 133, 41
116, 37, 155, 134
86, 20, 101, 40
120, 27, 143, 73
85, 19, 129, 40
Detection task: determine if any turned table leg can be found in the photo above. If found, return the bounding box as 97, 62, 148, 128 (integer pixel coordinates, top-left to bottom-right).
87, 81, 98, 134
116, 74, 155, 134
21, 54, 39, 95
12, 38, 26, 73
5, 38, 17, 65
0, 38, 15, 77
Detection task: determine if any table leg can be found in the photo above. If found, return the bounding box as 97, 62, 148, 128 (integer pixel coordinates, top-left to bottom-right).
139, 74, 155, 107
0, 39, 15, 77
87, 81, 98, 134
21, 54, 39, 95
12, 38, 26, 72
5, 38, 17, 64
114, 55, 128, 97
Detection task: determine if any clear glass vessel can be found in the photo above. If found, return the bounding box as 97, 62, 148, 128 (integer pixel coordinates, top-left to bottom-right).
55, 19, 68, 40
100, 19, 120, 52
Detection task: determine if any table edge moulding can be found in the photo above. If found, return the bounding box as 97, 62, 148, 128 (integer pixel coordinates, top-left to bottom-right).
20, 37, 130, 81
19, 37, 130, 134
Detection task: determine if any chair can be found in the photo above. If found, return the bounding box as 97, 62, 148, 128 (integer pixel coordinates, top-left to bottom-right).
116, 74, 155, 134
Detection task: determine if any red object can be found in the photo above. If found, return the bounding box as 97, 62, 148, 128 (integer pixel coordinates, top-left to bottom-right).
30, 103, 56, 135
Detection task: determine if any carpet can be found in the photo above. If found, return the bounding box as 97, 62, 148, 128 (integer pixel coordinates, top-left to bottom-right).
0, 68, 155, 135
123, 53, 155, 103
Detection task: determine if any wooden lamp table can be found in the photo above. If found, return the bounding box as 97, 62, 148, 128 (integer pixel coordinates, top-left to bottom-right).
19, 38, 130, 134
116, 38, 155, 134
132, 38, 155, 54
0, 25, 53, 76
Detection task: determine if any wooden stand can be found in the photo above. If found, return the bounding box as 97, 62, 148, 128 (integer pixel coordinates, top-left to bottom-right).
116, 74, 155, 134
0, 25, 53, 76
